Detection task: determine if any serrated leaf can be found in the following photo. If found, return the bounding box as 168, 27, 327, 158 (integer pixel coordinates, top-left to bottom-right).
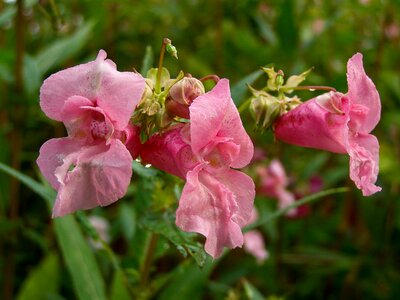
140, 211, 207, 267
231, 69, 264, 105
36, 22, 94, 75
16, 253, 60, 300
0, 162, 107, 300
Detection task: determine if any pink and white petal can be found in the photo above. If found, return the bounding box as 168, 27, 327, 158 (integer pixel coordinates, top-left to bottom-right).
276, 189, 297, 216
60, 95, 93, 122
176, 166, 249, 258
40, 50, 145, 129
269, 159, 289, 187
140, 127, 197, 179
37, 137, 86, 190
274, 94, 350, 154
243, 230, 268, 263
189, 79, 253, 167
346, 53, 381, 133
347, 133, 381, 196
52, 139, 132, 217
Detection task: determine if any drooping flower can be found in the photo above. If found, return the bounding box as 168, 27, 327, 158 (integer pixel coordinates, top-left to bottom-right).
37, 50, 145, 217
257, 159, 297, 216
274, 53, 381, 196
141, 79, 255, 258
243, 209, 268, 263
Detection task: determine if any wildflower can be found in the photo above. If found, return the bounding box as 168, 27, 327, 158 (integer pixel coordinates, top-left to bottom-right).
141, 79, 255, 258
243, 209, 268, 263
274, 53, 381, 196
37, 50, 145, 217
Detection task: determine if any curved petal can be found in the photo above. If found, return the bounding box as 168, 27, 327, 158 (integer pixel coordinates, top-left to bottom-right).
189, 79, 253, 168
347, 133, 381, 196
36, 137, 86, 190
274, 93, 350, 154
346, 53, 381, 133
140, 126, 197, 179
176, 166, 254, 258
40, 50, 145, 130
52, 139, 132, 217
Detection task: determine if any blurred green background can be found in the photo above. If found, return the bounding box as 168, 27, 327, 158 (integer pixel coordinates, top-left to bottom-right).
1, 0, 400, 299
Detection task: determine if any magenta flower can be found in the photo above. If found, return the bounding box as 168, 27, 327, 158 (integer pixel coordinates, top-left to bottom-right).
257, 159, 297, 216
275, 53, 381, 196
141, 79, 255, 258
37, 50, 145, 217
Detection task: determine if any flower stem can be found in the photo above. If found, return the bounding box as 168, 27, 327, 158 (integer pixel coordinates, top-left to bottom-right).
140, 232, 159, 288
155, 38, 171, 94
200, 74, 220, 84
283, 85, 337, 92
245, 187, 349, 231
238, 98, 251, 114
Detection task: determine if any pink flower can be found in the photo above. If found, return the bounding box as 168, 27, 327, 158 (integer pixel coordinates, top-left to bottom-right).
275, 53, 381, 196
243, 209, 268, 263
141, 79, 255, 258
37, 50, 145, 217
258, 159, 297, 216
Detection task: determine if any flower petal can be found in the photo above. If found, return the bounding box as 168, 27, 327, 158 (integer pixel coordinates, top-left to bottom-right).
347, 53, 381, 133
40, 50, 145, 130
189, 79, 253, 168
36, 137, 85, 190
176, 166, 254, 258
347, 132, 381, 196
274, 93, 350, 154
140, 126, 197, 179
243, 231, 268, 263
52, 139, 132, 217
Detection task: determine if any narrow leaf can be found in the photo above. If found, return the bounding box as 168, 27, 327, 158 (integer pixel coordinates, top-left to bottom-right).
231, 69, 264, 105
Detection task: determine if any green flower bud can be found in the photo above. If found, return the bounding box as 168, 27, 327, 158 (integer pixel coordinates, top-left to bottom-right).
250, 92, 283, 129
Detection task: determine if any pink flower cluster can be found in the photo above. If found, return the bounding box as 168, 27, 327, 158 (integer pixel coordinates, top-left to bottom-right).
275, 53, 381, 196
141, 79, 255, 258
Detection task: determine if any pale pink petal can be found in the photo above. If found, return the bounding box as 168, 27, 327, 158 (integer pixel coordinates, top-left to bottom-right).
243, 231, 268, 263
276, 189, 297, 216
189, 79, 254, 168
140, 126, 197, 179
36, 138, 85, 190
347, 53, 381, 133
269, 159, 288, 187
40, 50, 145, 130
176, 166, 249, 258
347, 133, 381, 196
52, 139, 132, 217
274, 92, 350, 154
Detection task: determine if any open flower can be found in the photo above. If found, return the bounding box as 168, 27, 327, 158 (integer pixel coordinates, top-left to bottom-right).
274, 53, 381, 196
243, 209, 268, 263
37, 50, 145, 217
141, 79, 255, 258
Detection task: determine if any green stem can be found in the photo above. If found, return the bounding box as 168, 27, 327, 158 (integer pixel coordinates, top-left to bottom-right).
140, 233, 158, 288
238, 98, 251, 114
245, 187, 349, 231
155, 38, 171, 94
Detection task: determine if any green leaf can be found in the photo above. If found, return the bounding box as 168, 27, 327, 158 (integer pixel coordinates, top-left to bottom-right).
231, 69, 264, 105
159, 260, 213, 300
109, 270, 132, 300
140, 45, 154, 76
36, 22, 94, 75
140, 211, 207, 267
242, 279, 265, 300
0, 162, 107, 300
16, 253, 60, 300
23, 54, 41, 96
132, 160, 158, 178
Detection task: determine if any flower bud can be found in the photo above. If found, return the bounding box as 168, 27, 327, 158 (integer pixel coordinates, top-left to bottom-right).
250, 92, 282, 128
166, 77, 205, 119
